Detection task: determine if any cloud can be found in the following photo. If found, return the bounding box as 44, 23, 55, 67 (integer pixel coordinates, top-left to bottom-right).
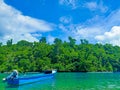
74, 26, 102, 38
58, 3, 120, 46
59, 16, 72, 24
85, 2, 97, 11
59, 14, 105, 43
85, 1, 108, 13
59, 0, 120, 46
59, 0, 78, 9
105, 10, 120, 29
0, 0, 55, 44
95, 26, 120, 46
94, 9, 120, 46
58, 1, 109, 43
59, 23, 103, 43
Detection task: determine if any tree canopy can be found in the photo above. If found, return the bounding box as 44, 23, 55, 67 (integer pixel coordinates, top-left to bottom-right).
0, 37, 120, 72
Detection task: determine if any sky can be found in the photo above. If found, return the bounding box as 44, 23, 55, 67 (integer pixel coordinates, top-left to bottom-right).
1, 0, 120, 46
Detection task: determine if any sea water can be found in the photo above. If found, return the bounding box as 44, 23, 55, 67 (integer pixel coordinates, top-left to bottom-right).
1, 72, 120, 90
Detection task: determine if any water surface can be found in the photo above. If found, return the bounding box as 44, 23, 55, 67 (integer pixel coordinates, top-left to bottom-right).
1, 72, 120, 90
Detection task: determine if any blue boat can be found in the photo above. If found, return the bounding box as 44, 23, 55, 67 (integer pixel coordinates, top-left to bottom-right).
3, 70, 57, 85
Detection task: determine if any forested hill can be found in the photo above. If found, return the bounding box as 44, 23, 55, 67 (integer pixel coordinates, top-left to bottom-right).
0, 37, 120, 72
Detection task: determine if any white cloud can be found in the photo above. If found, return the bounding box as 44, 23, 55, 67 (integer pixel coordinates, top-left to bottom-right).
59, 0, 108, 12
59, 0, 78, 9
0, 0, 55, 44
59, 22, 103, 43
74, 26, 102, 38
59, 16, 72, 24
59, 6, 120, 45
95, 26, 120, 46
85, 1, 108, 13
105, 10, 120, 29
94, 9, 120, 46
85, 2, 97, 11
31, 33, 42, 38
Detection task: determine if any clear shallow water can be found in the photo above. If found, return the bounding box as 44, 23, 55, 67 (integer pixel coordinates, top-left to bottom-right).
1, 72, 120, 90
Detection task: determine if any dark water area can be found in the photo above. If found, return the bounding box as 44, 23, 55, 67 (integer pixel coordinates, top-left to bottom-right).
1, 72, 120, 90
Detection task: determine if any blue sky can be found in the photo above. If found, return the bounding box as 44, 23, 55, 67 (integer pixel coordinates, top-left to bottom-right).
1, 0, 120, 45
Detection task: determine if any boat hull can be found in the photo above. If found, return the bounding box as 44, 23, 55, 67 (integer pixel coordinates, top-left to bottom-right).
7, 73, 55, 85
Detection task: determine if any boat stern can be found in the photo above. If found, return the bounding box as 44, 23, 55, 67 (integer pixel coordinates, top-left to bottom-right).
7, 78, 19, 85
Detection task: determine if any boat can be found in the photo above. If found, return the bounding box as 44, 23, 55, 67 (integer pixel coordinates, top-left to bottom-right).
3, 70, 57, 85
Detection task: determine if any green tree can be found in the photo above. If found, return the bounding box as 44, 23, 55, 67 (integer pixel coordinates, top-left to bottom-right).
7, 39, 13, 46
39, 37, 46, 43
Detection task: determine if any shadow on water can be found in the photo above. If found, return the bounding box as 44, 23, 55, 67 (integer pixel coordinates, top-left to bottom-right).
5, 78, 55, 90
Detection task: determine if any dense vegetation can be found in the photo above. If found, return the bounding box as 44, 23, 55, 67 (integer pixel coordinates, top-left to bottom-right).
0, 37, 120, 72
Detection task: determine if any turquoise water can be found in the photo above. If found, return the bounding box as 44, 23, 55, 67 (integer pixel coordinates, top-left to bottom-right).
1, 72, 120, 90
